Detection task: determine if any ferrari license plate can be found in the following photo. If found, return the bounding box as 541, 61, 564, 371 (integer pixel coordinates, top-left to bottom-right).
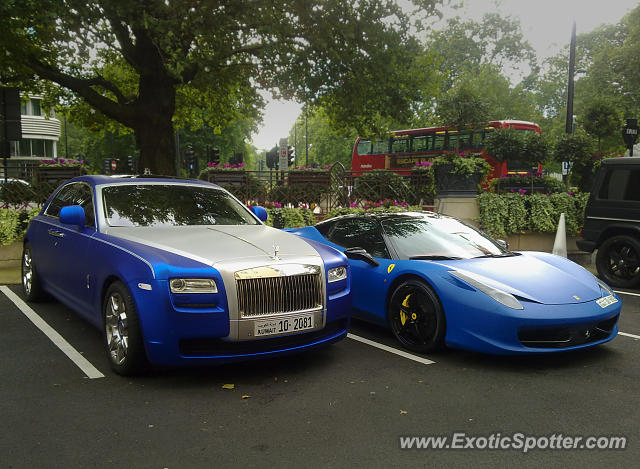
254, 314, 315, 337
596, 295, 618, 308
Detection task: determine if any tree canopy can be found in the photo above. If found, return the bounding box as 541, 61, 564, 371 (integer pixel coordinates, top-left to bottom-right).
0, 0, 441, 174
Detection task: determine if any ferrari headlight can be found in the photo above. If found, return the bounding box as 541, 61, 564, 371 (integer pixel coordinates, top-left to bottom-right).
327, 266, 348, 283
170, 278, 218, 294
449, 270, 523, 310
596, 278, 614, 297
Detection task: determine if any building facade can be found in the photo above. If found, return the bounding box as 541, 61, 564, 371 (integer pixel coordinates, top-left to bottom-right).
9, 96, 61, 159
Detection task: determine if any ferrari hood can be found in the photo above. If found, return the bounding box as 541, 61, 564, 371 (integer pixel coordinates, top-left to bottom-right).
444, 252, 602, 305
104, 225, 321, 266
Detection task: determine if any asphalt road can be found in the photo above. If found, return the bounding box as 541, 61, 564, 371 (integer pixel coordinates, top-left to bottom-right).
1, 284, 639, 468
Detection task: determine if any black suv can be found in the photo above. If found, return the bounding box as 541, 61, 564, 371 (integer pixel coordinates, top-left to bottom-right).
577, 156, 640, 288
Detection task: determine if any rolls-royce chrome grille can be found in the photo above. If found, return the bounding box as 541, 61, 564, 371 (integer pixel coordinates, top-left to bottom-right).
234, 265, 323, 318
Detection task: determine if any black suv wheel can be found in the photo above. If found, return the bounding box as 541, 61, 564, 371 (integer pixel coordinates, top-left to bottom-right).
596, 235, 640, 288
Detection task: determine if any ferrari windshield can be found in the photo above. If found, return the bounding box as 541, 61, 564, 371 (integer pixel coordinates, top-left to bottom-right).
381, 214, 510, 260
102, 183, 259, 227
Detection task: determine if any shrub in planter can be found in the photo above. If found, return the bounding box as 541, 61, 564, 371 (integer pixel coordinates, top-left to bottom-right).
265, 207, 315, 229
477, 192, 589, 238
490, 173, 567, 194
431, 154, 491, 197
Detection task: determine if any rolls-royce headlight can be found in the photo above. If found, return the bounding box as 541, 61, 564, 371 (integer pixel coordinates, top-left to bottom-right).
449, 270, 523, 310
170, 278, 218, 294
327, 266, 348, 283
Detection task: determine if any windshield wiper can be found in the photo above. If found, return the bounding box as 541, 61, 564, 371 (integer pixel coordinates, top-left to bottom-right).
472, 252, 520, 259
409, 255, 463, 260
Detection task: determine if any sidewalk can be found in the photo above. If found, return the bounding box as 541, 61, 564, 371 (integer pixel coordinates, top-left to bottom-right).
0, 261, 21, 285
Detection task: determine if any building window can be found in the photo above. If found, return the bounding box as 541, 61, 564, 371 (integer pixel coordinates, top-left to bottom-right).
10, 139, 55, 158
20, 98, 44, 116
31, 99, 42, 116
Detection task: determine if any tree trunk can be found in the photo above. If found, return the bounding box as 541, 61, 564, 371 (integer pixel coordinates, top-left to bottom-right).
134, 117, 177, 175
132, 75, 178, 176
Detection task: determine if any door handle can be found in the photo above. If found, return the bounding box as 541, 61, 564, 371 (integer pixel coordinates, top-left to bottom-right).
47, 229, 65, 238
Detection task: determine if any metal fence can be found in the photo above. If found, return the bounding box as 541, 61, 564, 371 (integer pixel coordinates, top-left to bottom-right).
202, 162, 434, 212
1, 161, 434, 213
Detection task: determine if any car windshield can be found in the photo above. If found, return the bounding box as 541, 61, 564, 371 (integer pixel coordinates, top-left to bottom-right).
102, 183, 259, 227
381, 214, 510, 260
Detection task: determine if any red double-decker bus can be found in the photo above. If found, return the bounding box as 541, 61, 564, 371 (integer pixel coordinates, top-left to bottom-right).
351, 120, 542, 179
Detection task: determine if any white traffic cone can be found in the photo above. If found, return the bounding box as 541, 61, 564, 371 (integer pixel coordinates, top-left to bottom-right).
552, 212, 567, 258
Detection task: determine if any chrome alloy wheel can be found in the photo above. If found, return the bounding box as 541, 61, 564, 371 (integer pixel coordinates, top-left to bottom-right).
22, 249, 33, 295
105, 292, 129, 366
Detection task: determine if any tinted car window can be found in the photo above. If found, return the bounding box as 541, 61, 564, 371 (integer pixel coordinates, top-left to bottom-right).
45, 182, 95, 227
327, 218, 390, 258
382, 215, 506, 260
599, 169, 640, 201
102, 184, 259, 227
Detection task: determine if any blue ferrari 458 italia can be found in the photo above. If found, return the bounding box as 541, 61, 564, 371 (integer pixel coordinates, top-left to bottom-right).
291, 212, 622, 355
22, 175, 351, 375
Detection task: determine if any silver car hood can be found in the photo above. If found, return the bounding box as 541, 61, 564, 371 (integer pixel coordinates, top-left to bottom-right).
103, 224, 321, 266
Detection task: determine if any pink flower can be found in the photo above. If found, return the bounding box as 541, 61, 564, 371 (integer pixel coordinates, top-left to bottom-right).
274, 202, 282, 208
350, 202, 358, 207
518, 189, 527, 195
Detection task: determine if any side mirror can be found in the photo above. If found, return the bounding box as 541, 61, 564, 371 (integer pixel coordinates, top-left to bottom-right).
59, 205, 86, 227
251, 206, 268, 222
496, 239, 509, 250
344, 247, 379, 266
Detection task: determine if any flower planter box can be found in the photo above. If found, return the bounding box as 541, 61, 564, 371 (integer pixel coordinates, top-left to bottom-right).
34, 167, 85, 185
434, 163, 483, 198
205, 171, 248, 186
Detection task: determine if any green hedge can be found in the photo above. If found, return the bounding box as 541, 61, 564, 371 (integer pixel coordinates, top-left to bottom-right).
0, 208, 40, 246
477, 192, 589, 238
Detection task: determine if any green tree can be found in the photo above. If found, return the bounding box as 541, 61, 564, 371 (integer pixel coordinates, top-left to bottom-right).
484, 127, 524, 165
288, 107, 356, 169
425, 12, 538, 91
436, 81, 489, 151
0, 0, 441, 175
582, 98, 620, 152
553, 131, 596, 190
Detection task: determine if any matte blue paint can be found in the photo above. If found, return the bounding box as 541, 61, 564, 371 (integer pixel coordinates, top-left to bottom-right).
59, 205, 85, 226
291, 226, 622, 355
24, 176, 352, 368
251, 206, 268, 222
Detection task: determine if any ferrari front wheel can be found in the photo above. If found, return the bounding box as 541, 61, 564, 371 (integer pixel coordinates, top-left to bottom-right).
387, 279, 445, 353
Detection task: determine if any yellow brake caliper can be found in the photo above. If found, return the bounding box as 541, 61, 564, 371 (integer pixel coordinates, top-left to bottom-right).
400, 294, 412, 326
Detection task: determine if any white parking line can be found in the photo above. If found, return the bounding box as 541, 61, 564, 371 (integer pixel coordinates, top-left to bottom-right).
347, 333, 435, 365
0, 286, 105, 379
619, 332, 640, 340
614, 290, 640, 298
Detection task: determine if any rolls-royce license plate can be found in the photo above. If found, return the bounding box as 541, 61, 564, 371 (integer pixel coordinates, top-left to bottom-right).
254, 314, 315, 337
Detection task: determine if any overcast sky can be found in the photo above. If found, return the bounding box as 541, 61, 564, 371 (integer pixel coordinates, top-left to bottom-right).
251, 0, 639, 151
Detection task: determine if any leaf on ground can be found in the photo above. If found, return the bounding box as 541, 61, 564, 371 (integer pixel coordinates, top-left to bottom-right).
400, 410, 408, 415
242, 395, 251, 399
222, 384, 235, 390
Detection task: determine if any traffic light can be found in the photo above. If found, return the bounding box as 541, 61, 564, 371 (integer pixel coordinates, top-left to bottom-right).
184, 145, 198, 177
103, 159, 111, 174
127, 155, 136, 172
211, 147, 220, 164
288, 146, 295, 167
